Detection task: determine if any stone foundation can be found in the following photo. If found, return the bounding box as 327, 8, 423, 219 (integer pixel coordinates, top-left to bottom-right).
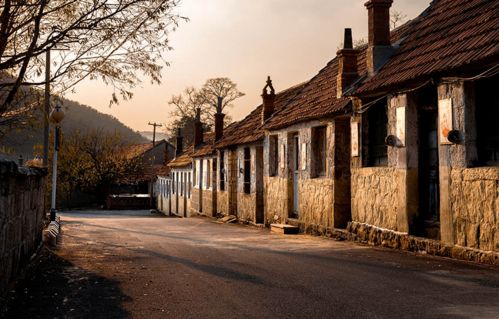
0, 160, 47, 295
346, 222, 499, 265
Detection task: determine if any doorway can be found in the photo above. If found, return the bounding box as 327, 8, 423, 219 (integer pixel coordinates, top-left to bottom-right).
415, 107, 440, 239
290, 133, 300, 218
255, 146, 264, 224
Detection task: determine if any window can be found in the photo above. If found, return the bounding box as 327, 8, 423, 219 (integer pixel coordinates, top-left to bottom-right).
269, 135, 278, 176
188, 172, 192, 198
193, 161, 197, 187
476, 75, 499, 166
220, 151, 225, 191
367, 100, 388, 167
312, 126, 327, 177
206, 159, 211, 189
172, 173, 176, 194
244, 148, 251, 194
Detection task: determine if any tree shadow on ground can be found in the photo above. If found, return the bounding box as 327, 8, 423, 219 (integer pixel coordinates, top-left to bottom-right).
1, 247, 131, 319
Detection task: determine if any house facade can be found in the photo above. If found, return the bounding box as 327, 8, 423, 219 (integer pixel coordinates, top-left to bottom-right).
215, 79, 305, 223
348, 0, 498, 254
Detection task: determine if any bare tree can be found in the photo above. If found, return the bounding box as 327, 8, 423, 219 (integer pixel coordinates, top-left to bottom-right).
0, 0, 186, 117
391, 10, 407, 30
167, 77, 244, 144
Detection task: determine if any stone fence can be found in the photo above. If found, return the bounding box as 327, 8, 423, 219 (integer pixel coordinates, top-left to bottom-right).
0, 160, 47, 295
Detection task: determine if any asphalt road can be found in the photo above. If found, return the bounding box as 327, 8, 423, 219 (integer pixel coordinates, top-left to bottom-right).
4, 210, 499, 319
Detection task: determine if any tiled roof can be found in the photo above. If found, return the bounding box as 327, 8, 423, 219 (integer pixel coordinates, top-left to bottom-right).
356, 0, 499, 96
191, 132, 217, 158
122, 140, 167, 160
216, 83, 306, 149
263, 58, 354, 131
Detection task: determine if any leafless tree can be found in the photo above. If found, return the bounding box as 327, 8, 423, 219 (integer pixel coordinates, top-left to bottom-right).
0, 0, 186, 119
391, 10, 407, 30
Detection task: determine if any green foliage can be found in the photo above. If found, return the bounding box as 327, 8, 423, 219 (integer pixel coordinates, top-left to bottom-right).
55, 129, 144, 206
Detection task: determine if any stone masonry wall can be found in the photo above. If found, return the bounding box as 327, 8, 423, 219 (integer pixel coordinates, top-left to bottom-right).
217, 190, 228, 216
298, 178, 333, 228
0, 160, 47, 295
237, 193, 257, 222
450, 167, 498, 252
202, 189, 214, 217
263, 119, 346, 229
264, 176, 288, 225
351, 167, 400, 231
191, 188, 201, 215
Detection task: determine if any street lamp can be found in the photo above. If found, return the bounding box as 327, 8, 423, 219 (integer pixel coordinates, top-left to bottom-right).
49, 102, 65, 221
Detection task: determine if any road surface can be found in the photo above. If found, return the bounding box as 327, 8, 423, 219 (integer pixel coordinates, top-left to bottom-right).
4, 210, 499, 319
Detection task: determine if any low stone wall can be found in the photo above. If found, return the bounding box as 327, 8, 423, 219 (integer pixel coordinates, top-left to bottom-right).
351, 167, 400, 231
202, 189, 214, 217
217, 190, 229, 216
264, 176, 288, 225
450, 167, 498, 252
346, 222, 499, 265
298, 177, 333, 228
0, 160, 47, 295
237, 192, 256, 222
191, 188, 201, 215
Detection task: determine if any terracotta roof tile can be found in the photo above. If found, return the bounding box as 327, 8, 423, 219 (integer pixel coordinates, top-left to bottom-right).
356, 0, 499, 95
216, 83, 306, 149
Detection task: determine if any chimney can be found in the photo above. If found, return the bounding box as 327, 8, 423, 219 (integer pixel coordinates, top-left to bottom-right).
365, 0, 394, 75
193, 108, 203, 147
336, 28, 359, 98
175, 128, 183, 157
214, 97, 225, 141
261, 76, 276, 124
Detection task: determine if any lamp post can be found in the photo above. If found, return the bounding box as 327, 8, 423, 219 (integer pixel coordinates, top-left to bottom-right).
49, 103, 65, 221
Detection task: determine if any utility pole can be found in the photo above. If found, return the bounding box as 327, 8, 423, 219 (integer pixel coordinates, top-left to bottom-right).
148, 122, 163, 146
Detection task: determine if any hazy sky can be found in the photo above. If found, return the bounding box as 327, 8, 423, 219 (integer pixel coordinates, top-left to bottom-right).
69, 0, 430, 132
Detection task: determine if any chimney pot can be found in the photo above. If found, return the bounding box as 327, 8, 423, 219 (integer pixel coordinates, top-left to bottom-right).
193, 108, 203, 147
365, 0, 394, 75
344, 28, 353, 49
261, 76, 276, 124
175, 128, 183, 157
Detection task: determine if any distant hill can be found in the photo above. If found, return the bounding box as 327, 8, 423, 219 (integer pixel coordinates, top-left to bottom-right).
0, 98, 148, 161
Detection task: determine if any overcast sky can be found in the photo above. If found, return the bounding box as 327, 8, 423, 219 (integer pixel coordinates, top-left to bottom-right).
68, 0, 430, 132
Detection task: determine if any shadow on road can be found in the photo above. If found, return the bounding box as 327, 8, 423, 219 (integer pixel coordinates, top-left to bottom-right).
60, 210, 168, 219
1, 247, 132, 319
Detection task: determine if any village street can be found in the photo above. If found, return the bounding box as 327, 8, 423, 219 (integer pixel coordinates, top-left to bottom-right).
4, 211, 499, 319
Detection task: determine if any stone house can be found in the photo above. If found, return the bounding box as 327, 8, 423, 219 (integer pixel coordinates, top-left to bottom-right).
214, 78, 305, 223
259, 32, 364, 231
347, 0, 498, 254
190, 107, 227, 217
156, 130, 194, 217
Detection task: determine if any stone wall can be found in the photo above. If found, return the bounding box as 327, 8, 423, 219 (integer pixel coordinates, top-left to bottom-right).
264, 176, 288, 225
217, 191, 228, 216
450, 167, 498, 252
0, 160, 47, 295
351, 167, 400, 231
202, 189, 214, 217
191, 188, 201, 215
237, 193, 256, 222
298, 178, 333, 228
263, 119, 351, 229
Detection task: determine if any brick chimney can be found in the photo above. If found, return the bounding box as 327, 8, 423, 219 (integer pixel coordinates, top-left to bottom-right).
193, 108, 203, 148
261, 76, 276, 124
175, 128, 183, 157
214, 97, 225, 141
365, 0, 394, 75
336, 28, 359, 98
